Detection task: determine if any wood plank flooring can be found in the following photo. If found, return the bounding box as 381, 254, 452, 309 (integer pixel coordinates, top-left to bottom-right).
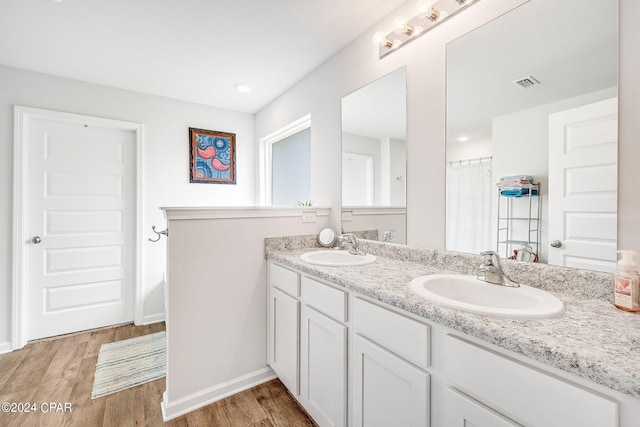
0, 323, 316, 427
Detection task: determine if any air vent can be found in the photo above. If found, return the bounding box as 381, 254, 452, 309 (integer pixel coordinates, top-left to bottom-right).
512, 75, 540, 89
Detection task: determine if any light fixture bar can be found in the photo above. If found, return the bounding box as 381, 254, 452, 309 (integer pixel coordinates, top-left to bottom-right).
375, 0, 481, 59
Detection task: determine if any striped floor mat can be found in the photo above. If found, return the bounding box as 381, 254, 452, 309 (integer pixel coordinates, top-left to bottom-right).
91, 331, 166, 399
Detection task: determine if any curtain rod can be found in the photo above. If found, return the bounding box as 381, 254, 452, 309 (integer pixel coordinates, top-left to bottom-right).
448, 155, 492, 167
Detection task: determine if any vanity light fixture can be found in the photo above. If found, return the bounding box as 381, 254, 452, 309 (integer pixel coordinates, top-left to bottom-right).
374, 0, 481, 59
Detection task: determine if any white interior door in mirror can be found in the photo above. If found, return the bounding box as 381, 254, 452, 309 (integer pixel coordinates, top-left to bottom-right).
342, 152, 373, 206
548, 98, 617, 273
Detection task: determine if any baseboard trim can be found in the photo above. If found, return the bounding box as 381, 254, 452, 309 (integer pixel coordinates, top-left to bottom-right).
0, 341, 12, 354
142, 313, 165, 325
161, 366, 277, 421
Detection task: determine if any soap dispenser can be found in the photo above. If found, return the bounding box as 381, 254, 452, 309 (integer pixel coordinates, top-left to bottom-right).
613, 250, 640, 312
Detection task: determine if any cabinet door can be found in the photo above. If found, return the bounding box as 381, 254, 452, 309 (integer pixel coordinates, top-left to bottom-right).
268, 287, 300, 395
352, 335, 430, 427
441, 387, 522, 427
300, 305, 347, 427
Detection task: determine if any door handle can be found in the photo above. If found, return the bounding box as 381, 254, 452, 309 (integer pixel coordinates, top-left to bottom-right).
550, 240, 562, 248
32, 236, 42, 244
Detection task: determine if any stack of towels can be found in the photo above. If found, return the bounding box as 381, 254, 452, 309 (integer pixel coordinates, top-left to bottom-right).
496, 175, 538, 197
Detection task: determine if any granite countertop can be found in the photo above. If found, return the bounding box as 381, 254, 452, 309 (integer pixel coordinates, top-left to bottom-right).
266, 241, 640, 400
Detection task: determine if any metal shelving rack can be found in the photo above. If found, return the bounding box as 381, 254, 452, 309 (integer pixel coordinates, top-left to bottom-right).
496, 183, 541, 259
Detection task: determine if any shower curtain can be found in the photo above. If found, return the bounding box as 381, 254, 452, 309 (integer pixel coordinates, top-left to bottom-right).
446, 158, 493, 254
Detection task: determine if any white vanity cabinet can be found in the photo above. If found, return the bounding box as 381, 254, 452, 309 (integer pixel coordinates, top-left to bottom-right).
299, 276, 348, 427
268, 263, 348, 427
267, 263, 301, 396
267, 260, 640, 427
441, 387, 522, 427
439, 333, 619, 427
352, 297, 430, 427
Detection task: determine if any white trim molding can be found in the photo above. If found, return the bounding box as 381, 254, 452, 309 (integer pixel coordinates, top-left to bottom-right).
161, 367, 277, 421
142, 313, 166, 325
12, 106, 144, 350
0, 342, 12, 355
341, 206, 407, 216
161, 206, 331, 221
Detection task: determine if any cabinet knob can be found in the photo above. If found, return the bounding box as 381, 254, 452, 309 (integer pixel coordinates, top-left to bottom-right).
550, 240, 562, 248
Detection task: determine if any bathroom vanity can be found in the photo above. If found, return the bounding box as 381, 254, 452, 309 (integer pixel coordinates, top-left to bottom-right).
266, 237, 640, 427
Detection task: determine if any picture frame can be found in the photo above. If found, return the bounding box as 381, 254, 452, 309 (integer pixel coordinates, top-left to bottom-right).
189, 127, 236, 184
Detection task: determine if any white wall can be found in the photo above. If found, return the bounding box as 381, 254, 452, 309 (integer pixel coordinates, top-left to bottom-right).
162, 208, 330, 419
256, 0, 640, 260
0, 65, 255, 346
618, 0, 640, 255
389, 137, 406, 206
447, 137, 492, 163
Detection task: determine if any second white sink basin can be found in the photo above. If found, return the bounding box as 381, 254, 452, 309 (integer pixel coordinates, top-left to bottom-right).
300, 250, 376, 267
410, 274, 564, 319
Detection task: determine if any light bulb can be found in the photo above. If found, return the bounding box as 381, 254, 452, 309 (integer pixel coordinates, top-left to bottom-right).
372, 31, 393, 48
393, 16, 413, 35
418, 0, 439, 21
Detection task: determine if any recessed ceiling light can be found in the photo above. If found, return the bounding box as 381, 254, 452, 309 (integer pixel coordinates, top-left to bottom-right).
457, 136, 469, 142
234, 82, 252, 93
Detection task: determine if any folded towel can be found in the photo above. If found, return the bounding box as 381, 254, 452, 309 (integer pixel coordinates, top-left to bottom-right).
500, 188, 539, 197
496, 179, 531, 189
499, 175, 533, 182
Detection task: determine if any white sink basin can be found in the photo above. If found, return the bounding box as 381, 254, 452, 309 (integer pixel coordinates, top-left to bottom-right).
410, 274, 564, 319
300, 250, 376, 267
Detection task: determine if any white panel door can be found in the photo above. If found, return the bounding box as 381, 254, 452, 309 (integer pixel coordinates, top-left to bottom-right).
342, 152, 374, 206
27, 117, 136, 340
548, 98, 617, 272
352, 335, 429, 427
300, 305, 347, 427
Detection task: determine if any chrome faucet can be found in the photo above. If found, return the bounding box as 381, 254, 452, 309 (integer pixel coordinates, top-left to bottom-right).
338, 233, 365, 255
478, 251, 520, 287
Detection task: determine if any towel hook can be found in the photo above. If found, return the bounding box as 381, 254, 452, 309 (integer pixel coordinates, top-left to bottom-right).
149, 225, 169, 242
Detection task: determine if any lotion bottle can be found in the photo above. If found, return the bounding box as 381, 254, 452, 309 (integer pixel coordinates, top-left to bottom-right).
613, 250, 640, 312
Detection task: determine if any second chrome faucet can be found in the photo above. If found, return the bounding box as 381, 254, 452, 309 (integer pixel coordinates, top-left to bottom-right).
338, 233, 366, 256
478, 251, 520, 287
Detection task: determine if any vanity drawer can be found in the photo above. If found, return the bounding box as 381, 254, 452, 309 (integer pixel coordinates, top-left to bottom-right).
442, 334, 618, 427
270, 263, 300, 297
353, 297, 430, 370
301, 276, 347, 323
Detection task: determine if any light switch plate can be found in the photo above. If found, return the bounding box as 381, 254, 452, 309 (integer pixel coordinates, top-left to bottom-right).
302, 212, 316, 223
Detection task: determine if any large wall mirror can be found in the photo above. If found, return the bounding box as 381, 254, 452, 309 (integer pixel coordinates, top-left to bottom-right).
341, 67, 407, 244
446, 0, 618, 272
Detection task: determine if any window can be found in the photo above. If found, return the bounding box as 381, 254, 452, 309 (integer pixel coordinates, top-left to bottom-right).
259, 115, 311, 206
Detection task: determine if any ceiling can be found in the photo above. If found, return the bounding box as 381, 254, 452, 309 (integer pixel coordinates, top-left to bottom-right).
446, 0, 618, 143
0, 0, 406, 113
